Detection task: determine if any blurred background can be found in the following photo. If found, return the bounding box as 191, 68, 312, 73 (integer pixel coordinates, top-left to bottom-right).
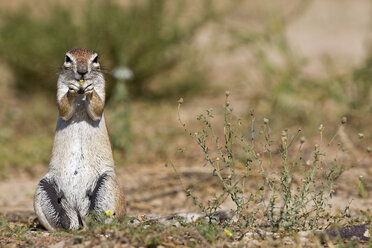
0, 0, 371, 215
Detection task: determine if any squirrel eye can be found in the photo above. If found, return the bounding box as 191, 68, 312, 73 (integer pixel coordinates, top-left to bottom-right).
93, 55, 99, 63
65, 55, 72, 63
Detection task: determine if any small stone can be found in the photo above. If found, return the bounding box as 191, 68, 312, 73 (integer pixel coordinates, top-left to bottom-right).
50, 241, 65, 248
298, 231, 310, 238
346, 209, 351, 217
282, 236, 294, 245
83, 241, 92, 246
244, 232, 254, 239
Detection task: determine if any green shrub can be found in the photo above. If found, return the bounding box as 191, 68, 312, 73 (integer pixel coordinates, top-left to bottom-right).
0, 0, 220, 158
351, 55, 372, 112
0, 0, 214, 99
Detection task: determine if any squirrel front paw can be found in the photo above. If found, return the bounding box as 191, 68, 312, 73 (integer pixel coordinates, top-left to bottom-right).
81, 81, 94, 97
68, 81, 81, 96
68, 80, 93, 97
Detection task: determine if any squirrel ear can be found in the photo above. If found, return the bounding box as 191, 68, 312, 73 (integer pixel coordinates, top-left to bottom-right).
65, 55, 72, 63
92, 55, 99, 63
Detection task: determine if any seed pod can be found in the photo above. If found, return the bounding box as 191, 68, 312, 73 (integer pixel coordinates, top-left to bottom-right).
318, 124, 324, 132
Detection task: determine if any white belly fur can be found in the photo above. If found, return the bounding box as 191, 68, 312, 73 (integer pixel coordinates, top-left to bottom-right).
48, 106, 115, 209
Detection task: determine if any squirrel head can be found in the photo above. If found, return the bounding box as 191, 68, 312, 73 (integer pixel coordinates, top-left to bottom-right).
61, 48, 101, 81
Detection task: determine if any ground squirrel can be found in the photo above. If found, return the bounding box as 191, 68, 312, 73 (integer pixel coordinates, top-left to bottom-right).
34, 48, 126, 231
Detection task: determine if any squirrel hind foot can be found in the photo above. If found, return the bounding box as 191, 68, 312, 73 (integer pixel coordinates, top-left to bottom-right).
86, 172, 126, 220
38, 178, 71, 230
88, 173, 109, 212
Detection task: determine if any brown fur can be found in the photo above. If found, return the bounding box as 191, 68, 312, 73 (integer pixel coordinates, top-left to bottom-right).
87, 90, 104, 120
68, 48, 96, 62
115, 187, 127, 221
58, 92, 76, 120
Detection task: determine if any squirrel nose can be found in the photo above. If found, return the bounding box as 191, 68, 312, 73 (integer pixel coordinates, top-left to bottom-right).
79, 71, 87, 77
77, 64, 88, 79
77, 70, 88, 79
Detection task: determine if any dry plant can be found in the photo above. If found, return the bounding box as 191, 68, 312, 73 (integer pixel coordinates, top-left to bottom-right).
174, 92, 369, 233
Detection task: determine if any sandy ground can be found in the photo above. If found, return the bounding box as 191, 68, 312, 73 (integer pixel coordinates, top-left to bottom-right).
0, 157, 371, 218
